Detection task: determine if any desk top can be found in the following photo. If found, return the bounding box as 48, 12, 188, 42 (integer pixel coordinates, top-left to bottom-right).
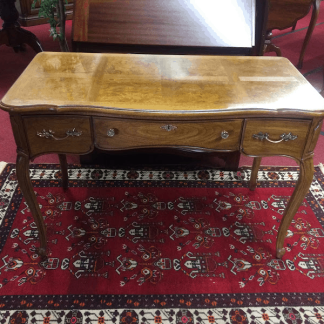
2, 52, 324, 117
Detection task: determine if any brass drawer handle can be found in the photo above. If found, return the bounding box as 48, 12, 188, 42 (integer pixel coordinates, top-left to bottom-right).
107, 129, 116, 137
37, 128, 82, 140
221, 130, 229, 139
253, 132, 298, 143
161, 125, 177, 131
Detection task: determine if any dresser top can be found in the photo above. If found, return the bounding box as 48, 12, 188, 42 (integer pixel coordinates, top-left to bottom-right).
1, 52, 324, 117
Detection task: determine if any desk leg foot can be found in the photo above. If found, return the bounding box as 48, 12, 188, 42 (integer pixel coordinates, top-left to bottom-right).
38, 247, 47, 261
250, 157, 261, 191
276, 157, 314, 259
276, 247, 286, 259
264, 33, 282, 57
58, 154, 68, 190
16, 153, 48, 258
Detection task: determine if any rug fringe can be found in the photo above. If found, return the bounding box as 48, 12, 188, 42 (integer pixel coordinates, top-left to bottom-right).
0, 162, 7, 175
318, 163, 324, 175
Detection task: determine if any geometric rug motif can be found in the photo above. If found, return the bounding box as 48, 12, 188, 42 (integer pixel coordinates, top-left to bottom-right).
0, 164, 323, 323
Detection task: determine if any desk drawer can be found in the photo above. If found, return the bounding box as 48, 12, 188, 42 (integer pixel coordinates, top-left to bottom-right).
242, 119, 311, 159
93, 118, 243, 151
23, 116, 93, 157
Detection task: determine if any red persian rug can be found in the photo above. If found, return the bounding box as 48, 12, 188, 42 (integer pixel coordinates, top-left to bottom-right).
0, 163, 323, 323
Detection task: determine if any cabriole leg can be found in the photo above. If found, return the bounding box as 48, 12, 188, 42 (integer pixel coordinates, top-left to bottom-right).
58, 154, 68, 190
297, 0, 320, 69
16, 153, 47, 259
276, 157, 314, 258
250, 157, 262, 191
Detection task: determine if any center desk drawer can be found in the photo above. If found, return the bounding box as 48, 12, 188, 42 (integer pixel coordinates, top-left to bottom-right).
23, 116, 92, 157
93, 118, 243, 150
242, 119, 311, 159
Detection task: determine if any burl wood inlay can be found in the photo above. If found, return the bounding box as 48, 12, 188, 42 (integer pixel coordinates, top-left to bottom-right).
1, 52, 324, 260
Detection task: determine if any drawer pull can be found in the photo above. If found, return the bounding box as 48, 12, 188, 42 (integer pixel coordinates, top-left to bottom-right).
161, 125, 177, 131
221, 130, 229, 139
107, 129, 116, 137
37, 128, 82, 140
253, 132, 298, 143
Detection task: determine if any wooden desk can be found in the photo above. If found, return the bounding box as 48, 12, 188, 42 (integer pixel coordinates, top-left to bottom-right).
1, 52, 324, 260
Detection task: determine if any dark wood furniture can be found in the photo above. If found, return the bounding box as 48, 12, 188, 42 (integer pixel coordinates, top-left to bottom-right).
16, 0, 73, 27
72, 0, 268, 56
265, 0, 321, 69
0, 0, 42, 52
1, 52, 324, 260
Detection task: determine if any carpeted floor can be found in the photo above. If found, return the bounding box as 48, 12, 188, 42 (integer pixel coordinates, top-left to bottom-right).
1, 3, 324, 167
0, 163, 323, 320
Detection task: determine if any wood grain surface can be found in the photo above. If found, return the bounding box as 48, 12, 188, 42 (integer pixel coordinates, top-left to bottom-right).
267, 0, 314, 30
242, 119, 311, 159
23, 116, 93, 157
73, 0, 255, 47
2, 52, 324, 115
93, 118, 243, 151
